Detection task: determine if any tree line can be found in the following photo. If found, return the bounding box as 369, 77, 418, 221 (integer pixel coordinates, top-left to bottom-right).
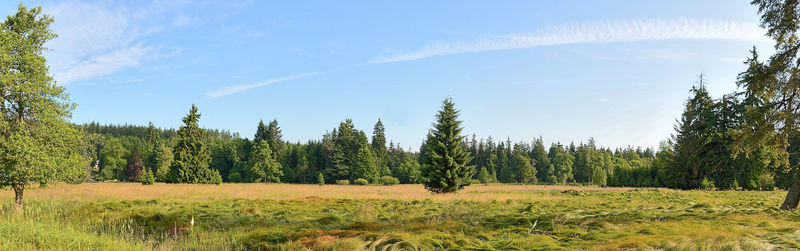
3, 0, 800, 211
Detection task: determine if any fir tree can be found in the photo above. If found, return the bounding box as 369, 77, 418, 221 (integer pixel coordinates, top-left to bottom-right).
421, 98, 475, 193
167, 105, 222, 184
670, 77, 716, 189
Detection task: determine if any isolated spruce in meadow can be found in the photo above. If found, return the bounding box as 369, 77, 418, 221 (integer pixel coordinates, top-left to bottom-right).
166, 105, 222, 184
421, 98, 475, 193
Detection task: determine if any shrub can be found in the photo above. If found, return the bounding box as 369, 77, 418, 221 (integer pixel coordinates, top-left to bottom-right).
228, 172, 241, 183
141, 168, 155, 185
379, 176, 399, 185
336, 180, 350, 185
353, 178, 369, 185
758, 173, 775, 191
471, 179, 482, 185
699, 177, 715, 190
317, 173, 325, 186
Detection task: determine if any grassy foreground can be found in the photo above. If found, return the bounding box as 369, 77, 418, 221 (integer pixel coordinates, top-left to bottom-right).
1, 183, 799, 250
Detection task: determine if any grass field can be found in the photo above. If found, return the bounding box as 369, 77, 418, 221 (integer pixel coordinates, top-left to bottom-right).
1, 183, 799, 250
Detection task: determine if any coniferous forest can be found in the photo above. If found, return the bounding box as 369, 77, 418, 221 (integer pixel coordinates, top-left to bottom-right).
81, 77, 798, 191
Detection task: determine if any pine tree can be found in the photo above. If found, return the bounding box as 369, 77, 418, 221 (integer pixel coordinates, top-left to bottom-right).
167, 105, 222, 184
421, 98, 475, 193
478, 167, 490, 185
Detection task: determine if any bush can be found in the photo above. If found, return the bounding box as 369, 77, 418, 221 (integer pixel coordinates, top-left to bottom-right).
228, 172, 241, 183
141, 169, 155, 185
699, 177, 715, 190
379, 176, 399, 185
471, 179, 482, 185
317, 173, 325, 186
758, 173, 775, 191
336, 180, 350, 185
353, 178, 369, 185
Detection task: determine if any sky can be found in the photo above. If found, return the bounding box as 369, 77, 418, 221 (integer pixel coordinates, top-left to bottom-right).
1, 0, 776, 151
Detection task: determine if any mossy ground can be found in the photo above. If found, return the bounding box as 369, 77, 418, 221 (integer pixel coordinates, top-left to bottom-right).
1, 184, 798, 250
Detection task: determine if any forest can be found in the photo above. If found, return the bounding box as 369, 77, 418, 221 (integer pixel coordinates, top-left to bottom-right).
82, 76, 798, 191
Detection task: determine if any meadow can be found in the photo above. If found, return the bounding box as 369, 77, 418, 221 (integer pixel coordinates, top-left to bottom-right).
1, 183, 799, 250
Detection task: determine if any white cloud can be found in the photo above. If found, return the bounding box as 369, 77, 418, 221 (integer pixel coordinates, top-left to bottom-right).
207, 72, 321, 99
43, 1, 185, 84
57, 45, 151, 84
368, 18, 769, 64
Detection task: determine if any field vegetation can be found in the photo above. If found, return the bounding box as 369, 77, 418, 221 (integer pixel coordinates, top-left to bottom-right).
1, 183, 799, 250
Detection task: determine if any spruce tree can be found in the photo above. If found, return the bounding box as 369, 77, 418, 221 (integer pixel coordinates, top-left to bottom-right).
265, 119, 284, 160
421, 98, 475, 193
254, 120, 268, 142
670, 78, 715, 189
167, 105, 222, 184
532, 138, 552, 183
372, 119, 390, 175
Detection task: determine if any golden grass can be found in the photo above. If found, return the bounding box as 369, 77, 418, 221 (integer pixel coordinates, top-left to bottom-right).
1, 183, 638, 202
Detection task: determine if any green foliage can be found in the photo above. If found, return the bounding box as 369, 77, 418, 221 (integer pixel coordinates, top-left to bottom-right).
372, 119, 389, 176
0, 4, 90, 210
317, 173, 325, 186
378, 176, 399, 185
335, 180, 350, 185
477, 167, 490, 185
329, 119, 378, 182
353, 178, 369, 185
245, 141, 282, 183
699, 177, 715, 191
511, 151, 537, 184
98, 138, 127, 181
758, 173, 775, 191
421, 98, 475, 193
551, 147, 574, 184
166, 105, 222, 184
152, 143, 173, 182
140, 168, 155, 185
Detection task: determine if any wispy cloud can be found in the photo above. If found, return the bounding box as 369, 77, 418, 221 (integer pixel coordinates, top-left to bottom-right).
207, 72, 321, 98
368, 18, 769, 64
44, 1, 191, 84
57, 45, 152, 84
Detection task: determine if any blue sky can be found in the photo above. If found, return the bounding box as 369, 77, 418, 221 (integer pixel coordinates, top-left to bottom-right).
2, 1, 775, 150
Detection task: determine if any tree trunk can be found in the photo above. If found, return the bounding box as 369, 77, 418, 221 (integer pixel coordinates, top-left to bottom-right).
13, 185, 24, 214
780, 167, 800, 210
